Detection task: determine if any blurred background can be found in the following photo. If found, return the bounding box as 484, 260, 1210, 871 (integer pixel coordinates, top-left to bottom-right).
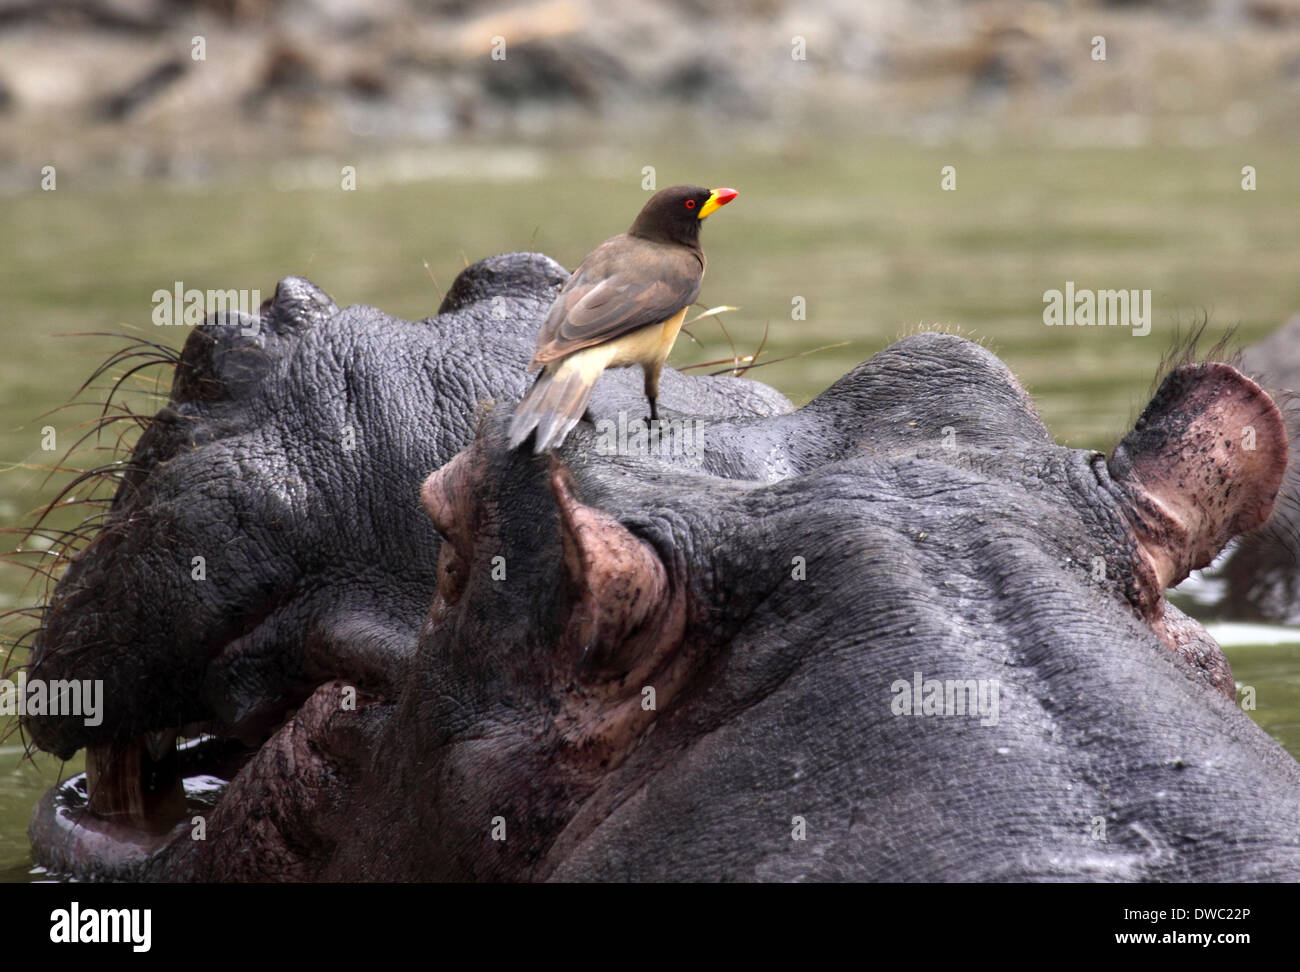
2, 0, 1300, 877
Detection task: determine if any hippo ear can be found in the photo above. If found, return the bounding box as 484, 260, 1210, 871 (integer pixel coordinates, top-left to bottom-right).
420, 444, 480, 557
1109, 363, 1287, 598
549, 464, 684, 681
420, 444, 488, 610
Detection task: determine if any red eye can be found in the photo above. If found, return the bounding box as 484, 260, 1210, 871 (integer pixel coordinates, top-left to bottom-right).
685, 199, 695, 209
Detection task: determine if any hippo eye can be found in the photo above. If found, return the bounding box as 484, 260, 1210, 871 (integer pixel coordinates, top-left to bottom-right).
685, 199, 696, 209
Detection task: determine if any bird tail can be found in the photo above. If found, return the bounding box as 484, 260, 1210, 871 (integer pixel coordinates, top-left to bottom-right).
508, 356, 602, 453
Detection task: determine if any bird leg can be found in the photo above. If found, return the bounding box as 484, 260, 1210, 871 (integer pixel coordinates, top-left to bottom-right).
643, 363, 662, 424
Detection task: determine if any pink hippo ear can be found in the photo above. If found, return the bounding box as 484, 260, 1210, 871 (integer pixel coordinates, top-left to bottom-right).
420, 443, 482, 558
1109, 362, 1287, 604
421, 444, 488, 608
549, 463, 685, 684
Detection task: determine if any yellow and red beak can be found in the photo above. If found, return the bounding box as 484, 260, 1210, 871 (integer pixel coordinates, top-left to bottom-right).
698, 187, 738, 219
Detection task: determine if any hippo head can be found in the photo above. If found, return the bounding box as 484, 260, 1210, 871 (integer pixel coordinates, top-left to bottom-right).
21, 251, 796, 879
124, 332, 1299, 882
21, 252, 570, 837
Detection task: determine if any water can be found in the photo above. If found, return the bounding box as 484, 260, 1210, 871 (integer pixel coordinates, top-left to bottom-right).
3, 137, 1300, 880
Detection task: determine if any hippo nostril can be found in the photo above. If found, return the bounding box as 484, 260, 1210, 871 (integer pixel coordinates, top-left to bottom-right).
171, 328, 231, 404
264, 276, 338, 331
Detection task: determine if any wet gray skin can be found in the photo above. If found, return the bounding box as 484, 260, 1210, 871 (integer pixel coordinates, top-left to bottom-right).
1216, 314, 1300, 622
22, 252, 790, 875
28, 272, 1300, 880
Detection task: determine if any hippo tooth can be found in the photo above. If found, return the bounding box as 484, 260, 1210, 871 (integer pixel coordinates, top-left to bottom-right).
85, 736, 186, 833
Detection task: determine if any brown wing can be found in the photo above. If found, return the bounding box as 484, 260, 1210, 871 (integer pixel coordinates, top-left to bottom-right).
529, 234, 703, 369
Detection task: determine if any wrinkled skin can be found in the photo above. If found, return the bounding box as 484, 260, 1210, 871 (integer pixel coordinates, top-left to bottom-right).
1217, 314, 1300, 622
22, 252, 789, 874
25, 260, 1300, 881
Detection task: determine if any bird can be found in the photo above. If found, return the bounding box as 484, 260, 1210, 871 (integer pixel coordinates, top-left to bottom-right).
507, 184, 738, 453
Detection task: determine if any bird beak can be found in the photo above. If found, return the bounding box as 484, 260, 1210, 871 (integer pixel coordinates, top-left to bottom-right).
698, 187, 738, 219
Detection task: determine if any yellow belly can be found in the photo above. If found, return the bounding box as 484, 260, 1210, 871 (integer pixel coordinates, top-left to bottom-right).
551, 307, 689, 382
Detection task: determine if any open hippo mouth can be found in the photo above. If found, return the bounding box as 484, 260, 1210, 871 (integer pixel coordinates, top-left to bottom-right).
18, 415, 417, 880
22, 536, 404, 880
6, 330, 307, 878
32, 735, 254, 878
20, 465, 415, 880
28, 671, 386, 881
12, 271, 446, 879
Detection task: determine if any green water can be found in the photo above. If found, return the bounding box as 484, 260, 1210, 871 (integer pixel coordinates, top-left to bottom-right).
3, 137, 1299, 879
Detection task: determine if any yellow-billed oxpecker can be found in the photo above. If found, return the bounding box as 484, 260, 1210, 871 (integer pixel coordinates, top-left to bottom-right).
508, 184, 738, 453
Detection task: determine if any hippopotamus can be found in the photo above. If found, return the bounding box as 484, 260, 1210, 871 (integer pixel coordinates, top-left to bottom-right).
22, 252, 789, 873
1214, 315, 1300, 622
22, 253, 1300, 880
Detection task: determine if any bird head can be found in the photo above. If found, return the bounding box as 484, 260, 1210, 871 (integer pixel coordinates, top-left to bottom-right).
629, 185, 738, 246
